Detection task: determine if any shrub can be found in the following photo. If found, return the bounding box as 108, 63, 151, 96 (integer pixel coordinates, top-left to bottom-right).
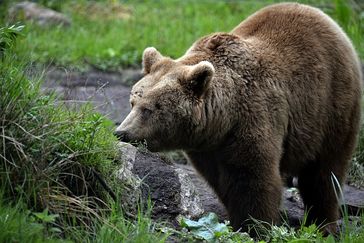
0, 24, 122, 239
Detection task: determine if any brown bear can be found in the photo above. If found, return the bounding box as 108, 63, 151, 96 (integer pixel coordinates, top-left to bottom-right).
115, 3, 362, 233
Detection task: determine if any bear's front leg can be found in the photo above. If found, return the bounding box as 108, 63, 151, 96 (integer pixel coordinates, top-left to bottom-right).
217, 161, 283, 232
187, 137, 283, 232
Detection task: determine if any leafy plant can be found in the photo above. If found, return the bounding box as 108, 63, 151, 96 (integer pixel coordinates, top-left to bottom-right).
0, 193, 65, 242
179, 212, 253, 242
180, 212, 229, 241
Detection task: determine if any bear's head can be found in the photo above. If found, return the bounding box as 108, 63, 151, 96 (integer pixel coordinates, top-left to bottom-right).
114, 47, 215, 152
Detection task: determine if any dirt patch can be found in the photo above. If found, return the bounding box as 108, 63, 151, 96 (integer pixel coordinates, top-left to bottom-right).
41, 66, 141, 123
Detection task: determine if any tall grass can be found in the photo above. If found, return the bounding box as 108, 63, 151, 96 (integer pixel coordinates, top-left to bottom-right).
0, 196, 60, 242
0, 55, 119, 203
0, 24, 166, 241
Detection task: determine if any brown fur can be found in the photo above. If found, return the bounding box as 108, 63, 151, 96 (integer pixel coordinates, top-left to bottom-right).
115, 3, 362, 233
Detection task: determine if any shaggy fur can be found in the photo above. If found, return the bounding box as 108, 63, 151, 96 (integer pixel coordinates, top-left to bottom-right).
115, 3, 362, 233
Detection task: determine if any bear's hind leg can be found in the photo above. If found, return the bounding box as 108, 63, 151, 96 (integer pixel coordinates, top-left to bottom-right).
297, 106, 359, 234
297, 158, 348, 233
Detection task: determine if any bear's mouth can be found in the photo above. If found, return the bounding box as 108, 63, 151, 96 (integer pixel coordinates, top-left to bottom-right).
114, 130, 132, 143
114, 131, 158, 151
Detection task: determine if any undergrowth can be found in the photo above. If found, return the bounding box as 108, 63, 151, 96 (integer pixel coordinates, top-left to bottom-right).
175, 210, 364, 242
0, 191, 67, 242
0, 24, 165, 242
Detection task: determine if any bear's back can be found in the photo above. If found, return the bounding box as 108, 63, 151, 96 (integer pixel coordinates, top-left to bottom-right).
231, 2, 361, 85
232, 3, 352, 52
231, 3, 362, 171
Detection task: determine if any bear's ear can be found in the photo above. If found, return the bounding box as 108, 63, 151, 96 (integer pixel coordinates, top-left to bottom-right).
142, 47, 163, 74
183, 61, 215, 97
205, 33, 227, 50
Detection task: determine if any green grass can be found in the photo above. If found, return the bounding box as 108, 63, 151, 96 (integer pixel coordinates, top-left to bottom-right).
0, 197, 65, 242
7, 0, 363, 71
11, 0, 273, 70
0, 24, 166, 242
0, 54, 119, 200
0, 189, 166, 243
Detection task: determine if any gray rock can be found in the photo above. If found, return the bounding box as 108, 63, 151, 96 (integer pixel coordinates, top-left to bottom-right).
8, 1, 71, 27
175, 168, 204, 218
343, 184, 364, 215
116, 143, 141, 215
176, 164, 228, 221
116, 142, 204, 224
282, 187, 304, 227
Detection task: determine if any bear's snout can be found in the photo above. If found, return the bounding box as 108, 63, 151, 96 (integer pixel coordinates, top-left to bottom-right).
114, 130, 131, 143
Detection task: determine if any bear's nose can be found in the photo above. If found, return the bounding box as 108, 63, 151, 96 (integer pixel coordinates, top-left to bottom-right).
114, 130, 131, 142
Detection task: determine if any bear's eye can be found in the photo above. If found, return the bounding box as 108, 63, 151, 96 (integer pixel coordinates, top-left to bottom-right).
155, 102, 161, 110
141, 107, 152, 119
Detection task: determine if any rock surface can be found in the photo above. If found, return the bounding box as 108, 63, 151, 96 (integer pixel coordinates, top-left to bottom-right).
116, 142, 204, 224
9, 1, 71, 27
176, 164, 228, 220
343, 185, 364, 215
116, 142, 142, 216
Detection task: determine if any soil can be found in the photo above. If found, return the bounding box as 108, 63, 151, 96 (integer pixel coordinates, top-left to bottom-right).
41, 66, 142, 123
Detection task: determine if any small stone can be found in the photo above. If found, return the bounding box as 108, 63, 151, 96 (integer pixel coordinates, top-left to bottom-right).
8, 1, 71, 27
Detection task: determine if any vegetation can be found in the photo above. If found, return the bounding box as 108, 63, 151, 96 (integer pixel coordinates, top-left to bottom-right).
0, 0, 363, 242
3, 0, 363, 71
0, 24, 165, 242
